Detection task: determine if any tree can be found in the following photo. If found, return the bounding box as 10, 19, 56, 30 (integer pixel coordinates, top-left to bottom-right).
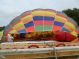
63, 8, 79, 25
0, 26, 5, 31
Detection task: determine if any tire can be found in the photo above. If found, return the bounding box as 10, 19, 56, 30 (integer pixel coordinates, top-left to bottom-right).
28, 45, 39, 48
56, 43, 65, 47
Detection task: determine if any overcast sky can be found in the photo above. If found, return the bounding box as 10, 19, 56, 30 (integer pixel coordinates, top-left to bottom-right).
0, 0, 79, 26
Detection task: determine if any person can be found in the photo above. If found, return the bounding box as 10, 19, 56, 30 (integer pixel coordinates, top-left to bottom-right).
8, 34, 14, 42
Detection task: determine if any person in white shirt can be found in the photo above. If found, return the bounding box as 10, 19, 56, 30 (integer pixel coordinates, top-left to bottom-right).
8, 34, 14, 42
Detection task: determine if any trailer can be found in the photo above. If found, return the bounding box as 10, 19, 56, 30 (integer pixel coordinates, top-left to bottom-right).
0, 41, 79, 59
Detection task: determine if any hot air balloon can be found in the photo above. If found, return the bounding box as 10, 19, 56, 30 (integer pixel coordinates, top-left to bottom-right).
2, 9, 78, 42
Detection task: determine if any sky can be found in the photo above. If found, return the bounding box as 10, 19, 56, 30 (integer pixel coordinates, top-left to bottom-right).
0, 0, 79, 26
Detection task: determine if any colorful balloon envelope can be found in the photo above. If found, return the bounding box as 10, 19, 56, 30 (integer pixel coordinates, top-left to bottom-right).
2, 9, 78, 42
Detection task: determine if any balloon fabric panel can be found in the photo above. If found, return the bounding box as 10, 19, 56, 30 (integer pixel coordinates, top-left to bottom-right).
44, 16, 54, 21
71, 31, 78, 37
55, 15, 67, 23
34, 20, 43, 25
54, 21, 64, 27
53, 25, 62, 31
64, 25, 73, 31
61, 27, 70, 32
26, 26, 34, 32
33, 16, 43, 20
44, 20, 53, 25
18, 29, 26, 33
9, 30, 17, 34
32, 10, 56, 17
65, 22, 76, 30
13, 23, 25, 32
35, 25, 43, 31
44, 25, 52, 31
24, 21, 34, 28
22, 15, 33, 24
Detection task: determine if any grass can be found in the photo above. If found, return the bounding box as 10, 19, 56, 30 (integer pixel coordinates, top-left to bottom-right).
0, 30, 3, 39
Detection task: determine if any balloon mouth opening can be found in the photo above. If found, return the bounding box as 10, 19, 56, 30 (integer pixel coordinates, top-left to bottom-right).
6, 31, 77, 42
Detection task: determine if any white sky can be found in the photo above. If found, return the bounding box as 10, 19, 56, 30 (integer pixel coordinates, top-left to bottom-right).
0, 0, 79, 26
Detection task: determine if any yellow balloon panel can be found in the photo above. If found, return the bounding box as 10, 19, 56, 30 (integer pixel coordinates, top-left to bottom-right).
65, 22, 76, 30
32, 10, 56, 17
13, 22, 25, 31
71, 31, 78, 37
9, 30, 18, 34
55, 15, 67, 23
22, 15, 33, 24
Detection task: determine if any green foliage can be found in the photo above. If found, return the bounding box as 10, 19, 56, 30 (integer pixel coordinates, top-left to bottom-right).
63, 8, 79, 25
0, 26, 5, 31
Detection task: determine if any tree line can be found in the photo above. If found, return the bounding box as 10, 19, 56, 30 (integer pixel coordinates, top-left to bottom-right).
0, 26, 5, 31
63, 8, 79, 25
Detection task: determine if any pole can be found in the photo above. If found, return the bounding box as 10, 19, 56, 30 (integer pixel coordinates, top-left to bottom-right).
53, 42, 58, 59
45, 42, 58, 59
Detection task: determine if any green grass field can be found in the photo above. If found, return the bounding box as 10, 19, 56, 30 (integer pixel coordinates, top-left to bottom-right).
0, 30, 3, 39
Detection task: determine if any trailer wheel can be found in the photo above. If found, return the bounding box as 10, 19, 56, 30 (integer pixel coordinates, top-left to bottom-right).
56, 43, 65, 47
28, 45, 39, 48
